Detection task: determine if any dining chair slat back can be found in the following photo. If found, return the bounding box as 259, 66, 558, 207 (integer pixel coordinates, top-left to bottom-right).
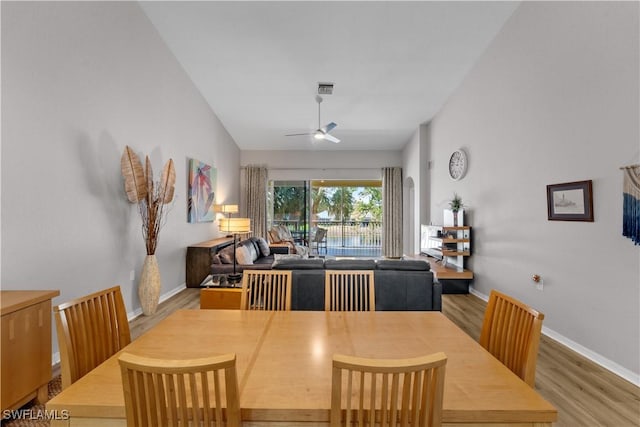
479, 289, 545, 387
240, 270, 292, 311
325, 270, 375, 311
54, 285, 131, 389
118, 352, 241, 427
331, 352, 447, 427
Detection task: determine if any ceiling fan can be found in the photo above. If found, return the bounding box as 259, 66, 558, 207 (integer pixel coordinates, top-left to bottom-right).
285, 95, 340, 143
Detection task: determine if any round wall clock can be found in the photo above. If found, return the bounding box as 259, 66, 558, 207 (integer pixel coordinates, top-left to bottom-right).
448, 149, 468, 181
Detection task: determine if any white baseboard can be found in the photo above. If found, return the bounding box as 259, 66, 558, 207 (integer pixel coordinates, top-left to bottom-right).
126, 283, 187, 321
51, 283, 188, 368
468, 287, 640, 387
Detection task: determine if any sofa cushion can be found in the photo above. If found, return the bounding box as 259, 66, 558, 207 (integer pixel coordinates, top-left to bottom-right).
272, 258, 325, 270
376, 259, 430, 271
242, 239, 259, 262
218, 245, 235, 264
256, 237, 271, 257
324, 259, 377, 270
236, 245, 253, 265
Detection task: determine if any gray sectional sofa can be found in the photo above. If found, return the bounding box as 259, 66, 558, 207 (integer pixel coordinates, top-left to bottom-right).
271, 258, 441, 311
210, 237, 288, 275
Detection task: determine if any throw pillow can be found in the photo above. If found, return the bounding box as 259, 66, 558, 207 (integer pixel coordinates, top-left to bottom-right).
256, 238, 271, 257
211, 254, 222, 264
235, 245, 253, 265
218, 245, 235, 264
244, 241, 259, 262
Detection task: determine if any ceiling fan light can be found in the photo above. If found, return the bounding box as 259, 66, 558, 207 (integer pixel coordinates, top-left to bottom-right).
314, 131, 324, 140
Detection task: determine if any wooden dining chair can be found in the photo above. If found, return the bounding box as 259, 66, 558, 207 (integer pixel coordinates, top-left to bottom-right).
240, 270, 292, 310
118, 352, 240, 427
479, 289, 545, 387
331, 352, 447, 427
54, 285, 131, 389
325, 270, 375, 311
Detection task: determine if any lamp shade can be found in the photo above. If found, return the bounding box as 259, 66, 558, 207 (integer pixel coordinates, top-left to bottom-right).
219, 217, 251, 234
214, 204, 239, 214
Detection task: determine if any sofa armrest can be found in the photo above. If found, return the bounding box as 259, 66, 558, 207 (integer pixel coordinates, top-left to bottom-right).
432, 282, 442, 311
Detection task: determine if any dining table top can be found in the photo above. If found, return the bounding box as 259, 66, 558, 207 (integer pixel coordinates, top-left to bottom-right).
47, 309, 557, 426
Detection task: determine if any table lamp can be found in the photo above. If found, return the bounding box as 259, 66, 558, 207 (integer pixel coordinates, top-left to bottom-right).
218, 217, 251, 284
214, 204, 239, 236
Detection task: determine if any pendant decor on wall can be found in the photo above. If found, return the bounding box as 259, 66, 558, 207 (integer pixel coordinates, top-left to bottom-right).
188, 158, 217, 223
621, 164, 640, 245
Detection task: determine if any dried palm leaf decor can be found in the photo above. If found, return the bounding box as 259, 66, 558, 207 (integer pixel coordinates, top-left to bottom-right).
121, 146, 175, 315
121, 146, 176, 255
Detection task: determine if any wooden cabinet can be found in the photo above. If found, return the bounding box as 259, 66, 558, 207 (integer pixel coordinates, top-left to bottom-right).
200, 288, 244, 309
1, 290, 60, 412
186, 237, 234, 288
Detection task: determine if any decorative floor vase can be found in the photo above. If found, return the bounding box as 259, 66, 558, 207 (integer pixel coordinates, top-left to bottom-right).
139, 254, 161, 316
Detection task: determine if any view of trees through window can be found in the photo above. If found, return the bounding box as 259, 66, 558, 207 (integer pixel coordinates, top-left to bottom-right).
270, 180, 382, 251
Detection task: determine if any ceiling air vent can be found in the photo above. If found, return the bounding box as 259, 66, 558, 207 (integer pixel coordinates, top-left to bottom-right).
318, 82, 334, 95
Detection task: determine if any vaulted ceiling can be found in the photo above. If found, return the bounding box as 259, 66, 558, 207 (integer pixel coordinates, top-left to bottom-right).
140, 1, 519, 151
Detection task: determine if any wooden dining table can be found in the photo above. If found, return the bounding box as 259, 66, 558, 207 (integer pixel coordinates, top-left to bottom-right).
47, 309, 557, 426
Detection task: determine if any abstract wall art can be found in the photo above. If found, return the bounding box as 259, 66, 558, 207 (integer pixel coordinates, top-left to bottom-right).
188, 158, 216, 223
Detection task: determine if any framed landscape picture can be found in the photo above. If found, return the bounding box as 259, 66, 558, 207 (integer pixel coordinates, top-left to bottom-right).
547, 180, 593, 222
188, 158, 216, 223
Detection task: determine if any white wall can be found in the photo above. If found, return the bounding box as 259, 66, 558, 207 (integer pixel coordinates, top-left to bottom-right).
427, 2, 639, 381
402, 124, 432, 255
1, 2, 240, 354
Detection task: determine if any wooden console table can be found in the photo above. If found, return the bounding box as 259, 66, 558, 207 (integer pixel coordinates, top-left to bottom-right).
186, 237, 234, 287
1, 290, 60, 412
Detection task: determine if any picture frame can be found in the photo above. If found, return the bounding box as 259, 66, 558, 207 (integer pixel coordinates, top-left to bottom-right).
546, 180, 593, 222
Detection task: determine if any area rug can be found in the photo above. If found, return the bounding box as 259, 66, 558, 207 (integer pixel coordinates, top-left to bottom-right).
1, 376, 61, 427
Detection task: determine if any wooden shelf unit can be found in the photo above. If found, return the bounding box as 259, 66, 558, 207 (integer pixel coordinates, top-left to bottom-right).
421, 225, 473, 293
425, 226, 472, 262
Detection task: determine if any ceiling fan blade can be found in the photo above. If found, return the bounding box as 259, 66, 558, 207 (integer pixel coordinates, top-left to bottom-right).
323, 133, 340, 143
321, 122, 337, 133
285, 132, 313, 137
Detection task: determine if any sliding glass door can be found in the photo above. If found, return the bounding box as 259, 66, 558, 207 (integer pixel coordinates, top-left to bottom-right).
268, 181, 309, 243
268, 179, 382, 256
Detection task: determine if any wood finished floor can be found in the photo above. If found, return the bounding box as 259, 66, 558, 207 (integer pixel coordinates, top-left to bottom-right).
116, 289, 640, 426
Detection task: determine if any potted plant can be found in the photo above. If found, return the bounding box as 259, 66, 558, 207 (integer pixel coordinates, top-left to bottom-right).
121, 146, 175, 315
449, 193, 464, 226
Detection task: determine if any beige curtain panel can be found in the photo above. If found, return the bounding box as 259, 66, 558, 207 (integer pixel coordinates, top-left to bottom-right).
382, 167, 403, 258
242, 166, 268, 239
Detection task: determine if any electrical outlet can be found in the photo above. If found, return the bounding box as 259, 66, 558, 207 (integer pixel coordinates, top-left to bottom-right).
532, 274, 544, 291
130, 270, 135, 281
